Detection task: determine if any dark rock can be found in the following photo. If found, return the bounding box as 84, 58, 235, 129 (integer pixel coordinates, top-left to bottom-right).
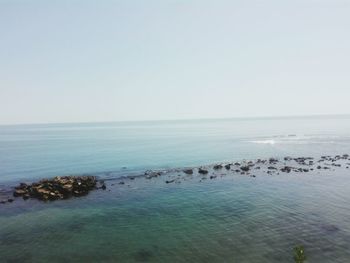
145, 171, 161, 179
13, 189, 28, 197
119, 181, 125, 185
269, 158, 278, 164
166, 179, 175, 184
268, 166, 277, 170
240, 166, 250, 172
7, 198, 14, 202
214, 164, 223, 170
281, 166, 292, 173
12, 176, 97, 202
198, 168, 208, 174
224, 164, 231, 170
101, 184, 107, 190
210, 175, 217, 179
183, 169, 193, 175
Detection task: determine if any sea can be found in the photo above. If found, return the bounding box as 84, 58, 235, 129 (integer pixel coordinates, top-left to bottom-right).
1, 115, 350, 262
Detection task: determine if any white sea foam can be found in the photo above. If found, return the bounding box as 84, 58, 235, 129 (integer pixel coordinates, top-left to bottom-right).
249, 134, 342, 145
251, 139, 276, 145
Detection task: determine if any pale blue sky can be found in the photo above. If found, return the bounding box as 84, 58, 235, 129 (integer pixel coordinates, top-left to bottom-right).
0, 0, 349, 124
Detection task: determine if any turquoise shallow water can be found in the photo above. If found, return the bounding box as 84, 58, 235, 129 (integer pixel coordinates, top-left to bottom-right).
1, 116, 350, 262
1, 167, 350, 262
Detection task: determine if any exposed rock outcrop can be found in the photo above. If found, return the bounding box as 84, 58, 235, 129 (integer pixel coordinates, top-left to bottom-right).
13, 176, 97, 201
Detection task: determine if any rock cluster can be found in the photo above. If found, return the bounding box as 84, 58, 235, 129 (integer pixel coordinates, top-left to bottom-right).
13, 176, 98, 201
2, 153, 349, 205
145, 171, 162, 179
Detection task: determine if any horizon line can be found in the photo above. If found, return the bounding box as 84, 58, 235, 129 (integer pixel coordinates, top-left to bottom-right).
1, 113, 350, 127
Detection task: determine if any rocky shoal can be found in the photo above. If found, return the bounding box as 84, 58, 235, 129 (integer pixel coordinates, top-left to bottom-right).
141, 154, 350, 184
1, 154, 349, 204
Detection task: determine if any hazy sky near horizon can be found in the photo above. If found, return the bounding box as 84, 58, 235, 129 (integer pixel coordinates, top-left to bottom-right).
0, 0, 350, 124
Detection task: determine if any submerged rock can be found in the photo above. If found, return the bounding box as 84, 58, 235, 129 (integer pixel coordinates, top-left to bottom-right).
134, 249, 154, 262
145, 171, 162, 179
321, 224, 340, 233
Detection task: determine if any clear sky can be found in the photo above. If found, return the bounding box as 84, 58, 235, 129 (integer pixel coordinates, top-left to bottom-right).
0, 0, 349, 124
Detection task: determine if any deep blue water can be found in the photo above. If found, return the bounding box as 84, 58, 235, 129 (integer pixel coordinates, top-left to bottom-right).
1, 116, 350, 183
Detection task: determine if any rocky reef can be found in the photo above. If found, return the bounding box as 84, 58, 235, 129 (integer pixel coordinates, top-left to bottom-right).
12, 176, 99, 201
1, 153, 349, 205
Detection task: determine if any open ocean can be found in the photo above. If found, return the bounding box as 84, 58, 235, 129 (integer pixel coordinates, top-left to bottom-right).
1, 115, 350, 262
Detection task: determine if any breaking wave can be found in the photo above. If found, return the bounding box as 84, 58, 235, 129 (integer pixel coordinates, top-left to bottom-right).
248, 135, 342, 145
